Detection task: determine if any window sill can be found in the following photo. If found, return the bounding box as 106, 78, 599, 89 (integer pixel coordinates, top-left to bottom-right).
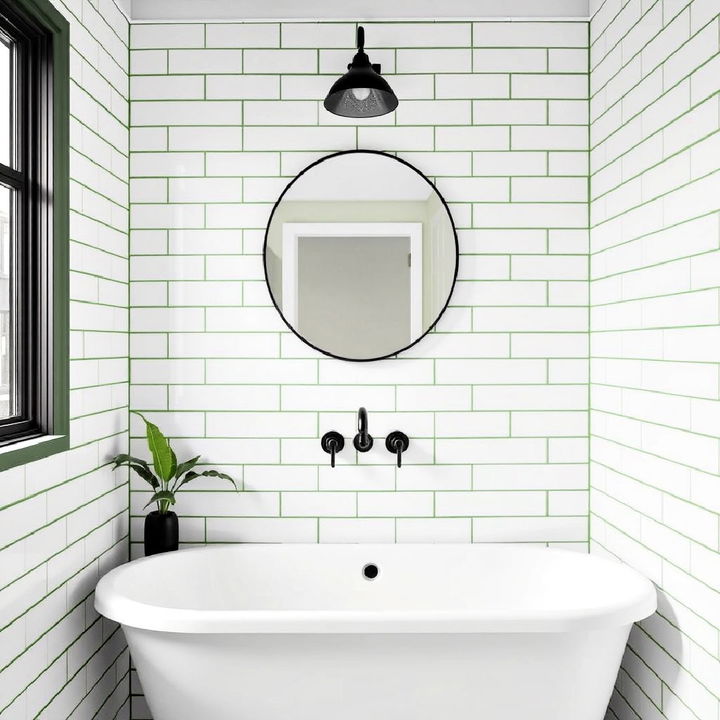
0, 433, 69, 472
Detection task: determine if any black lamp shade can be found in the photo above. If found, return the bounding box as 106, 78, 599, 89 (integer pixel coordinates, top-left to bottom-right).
324, 67, 398, 118
323, 26, 398, 118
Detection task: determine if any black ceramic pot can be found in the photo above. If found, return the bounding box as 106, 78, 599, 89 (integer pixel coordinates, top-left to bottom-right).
144, 510, 179, 556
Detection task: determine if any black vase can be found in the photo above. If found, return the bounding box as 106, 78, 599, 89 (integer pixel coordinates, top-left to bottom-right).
144, 510, 179, 556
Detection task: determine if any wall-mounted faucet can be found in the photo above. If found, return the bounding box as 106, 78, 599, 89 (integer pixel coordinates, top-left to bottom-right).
386, 431, 409, 468
353, 407, 373, 452
321, 431, 344, 468
321, 408, 409, 468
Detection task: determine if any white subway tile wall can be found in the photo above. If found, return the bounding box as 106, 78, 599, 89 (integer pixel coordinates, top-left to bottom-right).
589, 0, 720, 717
0, 1, 129, 719
128, 21, 589, 716
4, 4, 716, 717
128, 21, 590, 545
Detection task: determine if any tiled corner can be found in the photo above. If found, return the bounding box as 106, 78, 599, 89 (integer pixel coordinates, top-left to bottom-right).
588, 0, 720, 717
0, 0, 130, 717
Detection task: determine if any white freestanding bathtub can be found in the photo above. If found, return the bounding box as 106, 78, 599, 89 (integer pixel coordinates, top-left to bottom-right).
95, 544, 655, 720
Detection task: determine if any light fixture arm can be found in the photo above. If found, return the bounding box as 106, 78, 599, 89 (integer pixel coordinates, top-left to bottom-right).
350, 26, 381, 74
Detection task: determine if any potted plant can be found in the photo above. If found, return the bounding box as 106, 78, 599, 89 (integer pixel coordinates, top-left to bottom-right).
111, 412, 237, 556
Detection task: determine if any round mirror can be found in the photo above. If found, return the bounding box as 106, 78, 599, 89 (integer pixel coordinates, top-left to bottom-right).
264, 150, 458, 361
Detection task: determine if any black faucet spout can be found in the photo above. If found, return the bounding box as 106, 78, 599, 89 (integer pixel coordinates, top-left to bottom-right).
353, 407, 374, 452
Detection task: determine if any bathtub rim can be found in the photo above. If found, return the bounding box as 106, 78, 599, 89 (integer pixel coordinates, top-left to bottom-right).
95, 544, 657, 634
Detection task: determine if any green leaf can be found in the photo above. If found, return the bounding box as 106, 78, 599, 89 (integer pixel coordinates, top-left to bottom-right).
129, 464, 160, 489
169, 447, 178, 484
174, 455, 201, 480
178, 469, 238, 491
111, 454, 150, 471
134, 412, 175, 483
143, 490, 176, 509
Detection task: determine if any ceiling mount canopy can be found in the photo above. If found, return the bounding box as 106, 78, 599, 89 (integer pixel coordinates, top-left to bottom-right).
323, 26, 399, 119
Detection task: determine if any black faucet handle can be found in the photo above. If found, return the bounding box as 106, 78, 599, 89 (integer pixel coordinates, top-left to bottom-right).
321, 431, 345, 468
385, 431, 409, 468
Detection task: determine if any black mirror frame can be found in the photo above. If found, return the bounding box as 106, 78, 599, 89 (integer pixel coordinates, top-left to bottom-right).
263, 149, 459, 363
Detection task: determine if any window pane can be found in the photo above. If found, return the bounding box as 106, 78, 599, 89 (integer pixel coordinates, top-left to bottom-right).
0, 38, 9, 167
0, 184, 14, 420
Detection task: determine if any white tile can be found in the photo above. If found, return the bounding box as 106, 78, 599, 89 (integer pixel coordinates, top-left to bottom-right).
318, 359, 433, 385
245, 100, 317, 125
206, 152, 280, 176
397, 518, 471, 543
396, 100, 471, 125
396, 386, 471, 411
131, 152, 204, 177
365, 22, 471, 48
474, 464, 587, 490
435, 75, 509, 99
436, 359, 546, 384
357, 492, 433, 517
207, 359, 317, 384
169, 332, 277, 357
206, 75, 281, 100
282, 492, 355, 517
168, 50, 243, 74
396, 465, 472, 490
170, 385, 279, 411
436, 126, 509, 150
549, 48, 588, 72
207, 518, 315, 542
282, 386, 395, 411
169, 281, 243, 306
131, 76, 204, 100
244, 126, 354, 150
396, 49, 471, 73
132, 101, 243, 126
281, 23, 356, 48
130, 50, 167, 75
473, 384, 587, 410
473, 48, 547, 72
131, 24, 204, 49
130, 127, 167, 152
244, 49, 317, 74
512, 74, 587, 99
205, 23, 280, 48
436, 490, 545, 516
435, 411, 509, 437
473, 516, 587, 541
512, 125, 588, 150
435, 438, 546, 463
472, 151, 546, 176
319, 465, 395, 491
319, 519, 394, 543
169, 178, 243, 203
473, 22, 587, 48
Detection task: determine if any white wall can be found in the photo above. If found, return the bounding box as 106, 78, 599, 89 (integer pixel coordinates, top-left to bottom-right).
0, 0, 130, 718
588, 0, 720, 716
128, 20, 590, 554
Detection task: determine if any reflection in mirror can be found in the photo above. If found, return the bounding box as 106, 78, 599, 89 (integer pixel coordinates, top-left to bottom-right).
264, 151, 457, 361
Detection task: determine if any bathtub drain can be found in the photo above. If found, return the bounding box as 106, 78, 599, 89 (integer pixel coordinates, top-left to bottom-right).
362, 563, 379, 580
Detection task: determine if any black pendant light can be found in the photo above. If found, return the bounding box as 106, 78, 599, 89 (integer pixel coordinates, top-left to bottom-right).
323, 26, 398, 118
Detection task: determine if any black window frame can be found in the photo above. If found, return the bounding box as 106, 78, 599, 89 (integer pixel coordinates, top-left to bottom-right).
0, 0, 68, 467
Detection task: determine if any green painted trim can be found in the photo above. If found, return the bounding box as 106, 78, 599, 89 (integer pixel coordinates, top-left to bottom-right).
0, 435, 67, 472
